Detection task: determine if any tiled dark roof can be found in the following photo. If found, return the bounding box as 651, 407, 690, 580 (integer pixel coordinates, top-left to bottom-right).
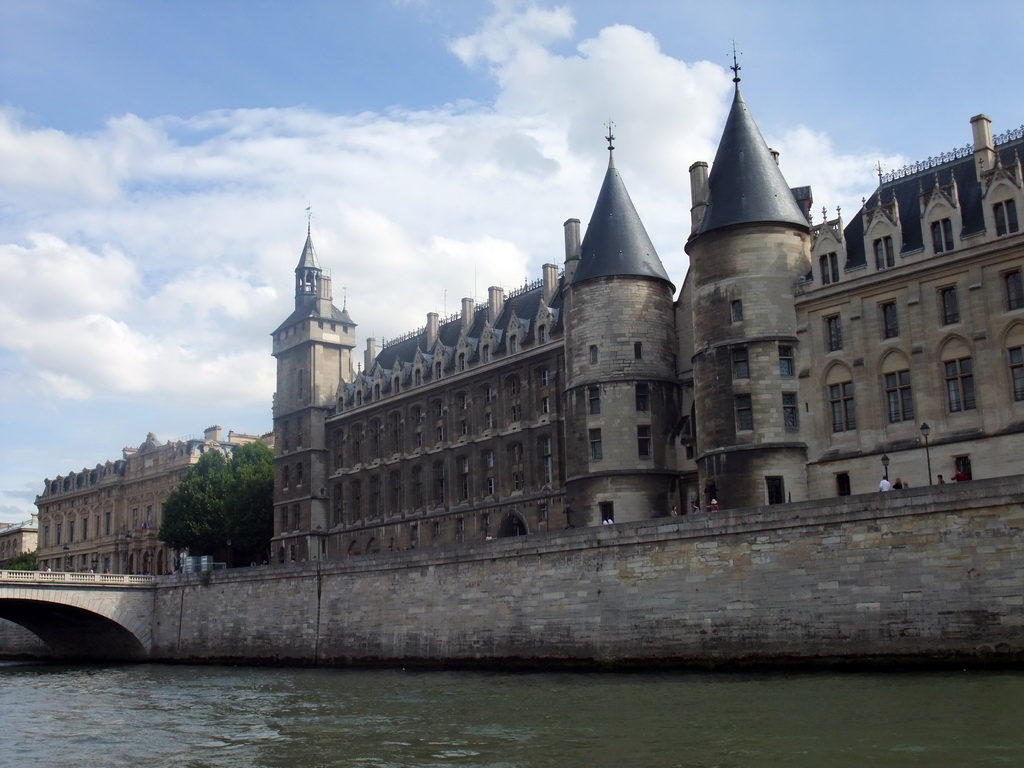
571, 154, 671, 286
843, 139, 1023, 269
695, 87, 809, 237
297, 232, 320, 270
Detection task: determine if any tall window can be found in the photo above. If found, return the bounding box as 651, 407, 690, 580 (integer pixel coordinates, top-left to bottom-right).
825, 315, 843, 352
880, 301, 899, 339
820, 252, 839, 285
1005, 270, 1024, 310
459, 457, 469, 501
634, 342, 643, 360
635, 383, 650, 412
836, 473, 851, 497
412, 466, 423, 508
540, 437, 553, 484
509, 335, 518, 354
779, 345, 794, 377
766, 476, 785, 505
1010, 346, 1024, 401
588, 386, 601, 415
637, 425, 652, 459
589, 345, 599, 364
783, 393, 798, 428
589, 429, 603, 460
735, 394, 753, 431
884, 370, 914, 423
873, 236, 894, 269
538, 325, 547, 344
829, 381, 856, 432
944, 358, 976, 412
939, 286, 960, 325
432, 462, 445, 506
732, 347, 749, 378
370, 476, 380, 518
731, 299, 744, 321
931, 218, 954, 253
994, 199, 1019, 236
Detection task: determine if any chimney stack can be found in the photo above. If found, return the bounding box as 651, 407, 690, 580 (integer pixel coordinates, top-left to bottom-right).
487, 286, 504, 325
971, 114, 996, 181
563, 219, 581, 282
688, 161, 709, 235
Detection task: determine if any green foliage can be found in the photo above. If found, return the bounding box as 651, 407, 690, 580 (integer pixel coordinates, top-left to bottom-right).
158, 442, 275, 565
224, 441, 275, 564
5, 550, 37, 571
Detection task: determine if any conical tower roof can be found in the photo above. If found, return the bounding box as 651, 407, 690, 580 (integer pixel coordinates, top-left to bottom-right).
296, 229, 320, 271
571, 151, 671, 286
695, 86, 808, 237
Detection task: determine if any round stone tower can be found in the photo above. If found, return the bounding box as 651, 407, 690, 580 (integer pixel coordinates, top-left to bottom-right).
684, 80, 811, 509
563, 139, 679, 525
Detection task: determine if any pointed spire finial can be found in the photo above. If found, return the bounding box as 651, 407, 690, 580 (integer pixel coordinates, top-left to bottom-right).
305, 204, 313, 235
875, 161, 884, 185
730, 41, 742, 85
604, 119, 615, 153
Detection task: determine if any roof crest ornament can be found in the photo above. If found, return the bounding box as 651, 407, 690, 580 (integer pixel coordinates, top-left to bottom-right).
305, 204, 313, 236
730, 40, 742, 86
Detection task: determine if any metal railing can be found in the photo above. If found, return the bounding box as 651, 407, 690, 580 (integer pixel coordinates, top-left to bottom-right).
0, 570, 155, 586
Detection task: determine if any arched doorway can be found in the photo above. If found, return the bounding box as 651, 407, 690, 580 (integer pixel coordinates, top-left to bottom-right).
498, 512, 527, 538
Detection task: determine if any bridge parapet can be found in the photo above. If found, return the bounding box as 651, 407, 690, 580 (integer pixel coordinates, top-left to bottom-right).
0, 570, 155, 586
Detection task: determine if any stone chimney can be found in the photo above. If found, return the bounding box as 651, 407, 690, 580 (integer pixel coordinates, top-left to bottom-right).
542, 263, 559, 304
971, 114, 996, 181
461, 298, 475, 333
364, 338, 377, 373
204, 425, 222, 442
426, 312, 439, 348
487, 286, 504, 325
688, 161, 709, 235
563, 218, 581, 282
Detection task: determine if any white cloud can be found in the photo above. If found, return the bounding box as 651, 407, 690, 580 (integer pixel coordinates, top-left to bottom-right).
0, 2, 890, 517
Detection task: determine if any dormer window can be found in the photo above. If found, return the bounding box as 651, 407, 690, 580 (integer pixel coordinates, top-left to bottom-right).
873, 237, 894, 269
820, 252, 839, 284
435, 361, 442, 379
931, 218, 954, 253
994, 200, 1020, 237
538, 325, 547, 344
482, 344, 490, 363
509, 335, 518, 354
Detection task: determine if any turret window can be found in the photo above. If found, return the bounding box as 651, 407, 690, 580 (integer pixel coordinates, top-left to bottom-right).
732, 347, 749, 379
635, 383, 650, 412
994, 200, 1019, 236
589, 345, 599, 364
825, 316, 843, 352
735, 395, 753, 431
731, 300, 744, 321
637, 425, 652, 459
589, 429, 603, 460
634, 342, 643, 360
588, 386, 601, 415
783, 393, 798, 429
931, 218, 954, 253
779, 346, 794, 377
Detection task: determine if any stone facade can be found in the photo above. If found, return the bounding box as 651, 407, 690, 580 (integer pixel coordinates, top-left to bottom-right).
34, 427, 269, 574
274, 84, 1023, 558
0, 515, 37, 567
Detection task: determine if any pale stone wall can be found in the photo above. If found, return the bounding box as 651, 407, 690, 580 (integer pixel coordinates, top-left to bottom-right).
151, 476, 1024, 667
0, 618, 51, 659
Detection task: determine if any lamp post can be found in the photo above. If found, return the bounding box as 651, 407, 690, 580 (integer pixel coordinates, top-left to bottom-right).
881, 454, 890, 481
62, 544, 71, 572
920, 422, 933, 485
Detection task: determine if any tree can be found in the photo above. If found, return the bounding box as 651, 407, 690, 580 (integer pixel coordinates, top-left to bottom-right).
224, 441, 274, 564
159, 449, 231, 554
5, 550, 37, 571
158, 442, 275, 566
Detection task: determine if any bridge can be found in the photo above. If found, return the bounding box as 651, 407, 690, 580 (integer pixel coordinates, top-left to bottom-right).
0, 570, 155, 660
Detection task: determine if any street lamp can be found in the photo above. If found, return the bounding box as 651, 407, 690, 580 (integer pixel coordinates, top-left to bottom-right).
920, 422, 933, 485
881, 454, 890, 481
62, 544, 71, 572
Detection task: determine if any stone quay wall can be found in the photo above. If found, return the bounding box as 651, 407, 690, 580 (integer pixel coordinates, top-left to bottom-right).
151, 476, 1024, 668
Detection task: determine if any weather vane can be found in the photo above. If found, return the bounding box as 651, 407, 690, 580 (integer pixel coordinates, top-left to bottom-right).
730, 40, 742, 84
604, 119, 615, 152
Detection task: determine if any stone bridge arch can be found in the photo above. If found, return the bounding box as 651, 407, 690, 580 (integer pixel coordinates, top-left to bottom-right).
0, 575, 154, 661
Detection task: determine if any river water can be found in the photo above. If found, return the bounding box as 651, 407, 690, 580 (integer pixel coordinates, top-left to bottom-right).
2, 662, 1022, 767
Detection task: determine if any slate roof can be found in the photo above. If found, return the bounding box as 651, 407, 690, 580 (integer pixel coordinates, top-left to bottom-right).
695, 86, 810, 237
842, 137, 1024, 269
571, 152, 672, 286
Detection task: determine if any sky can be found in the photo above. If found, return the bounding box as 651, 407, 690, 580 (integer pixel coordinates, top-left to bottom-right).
2, 0, 1023, 521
